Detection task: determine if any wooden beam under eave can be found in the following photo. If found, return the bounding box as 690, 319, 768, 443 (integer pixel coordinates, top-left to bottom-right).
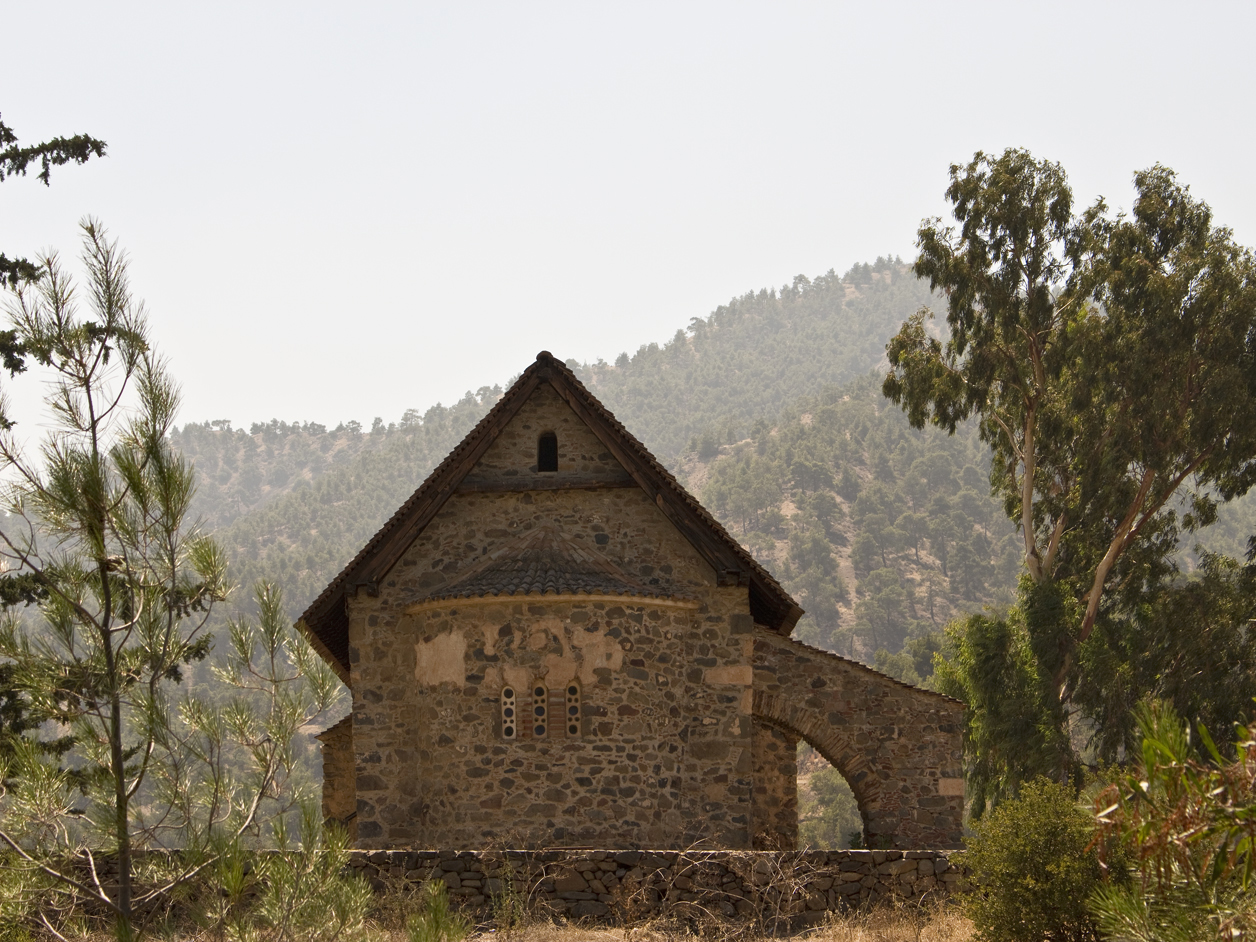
456, 477, 637, 493
297, 617, 351, 686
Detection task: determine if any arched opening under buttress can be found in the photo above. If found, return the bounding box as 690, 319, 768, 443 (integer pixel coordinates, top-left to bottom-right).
752, 690, 887, 850
797, 741, 864, 849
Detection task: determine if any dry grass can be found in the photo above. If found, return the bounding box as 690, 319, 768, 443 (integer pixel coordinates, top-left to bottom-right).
394, 904, 975, 942
23, 869, 972, 942
46, 907, 974, 942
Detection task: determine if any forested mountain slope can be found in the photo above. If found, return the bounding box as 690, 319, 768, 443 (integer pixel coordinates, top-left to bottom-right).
693, 375, 1020, 668
194, 391, 500, 611
173, 257, 1252, 679
580, 256, 932, 466
180, 258, 939, 619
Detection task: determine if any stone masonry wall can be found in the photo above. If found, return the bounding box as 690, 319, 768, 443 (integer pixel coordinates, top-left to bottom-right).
317, 716, 356, 840
751, 631, 965, 848
750, 720, 797, 850
348, 848, 962, 924
345, 385, 761, 849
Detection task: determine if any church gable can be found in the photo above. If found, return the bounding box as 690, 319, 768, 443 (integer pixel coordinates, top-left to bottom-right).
376, 400, 719, 616
298, 352, 802, 684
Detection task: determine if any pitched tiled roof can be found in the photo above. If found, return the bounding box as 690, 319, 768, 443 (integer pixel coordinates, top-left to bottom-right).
415, 525, 679, 604
296, 352, 803, 684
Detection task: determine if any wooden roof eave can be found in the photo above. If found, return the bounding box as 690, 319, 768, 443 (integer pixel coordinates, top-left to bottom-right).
298, 369, 544, 649
297, 616, 351, 687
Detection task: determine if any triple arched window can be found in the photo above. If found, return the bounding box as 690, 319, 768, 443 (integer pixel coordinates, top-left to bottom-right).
500, 681, 579, 739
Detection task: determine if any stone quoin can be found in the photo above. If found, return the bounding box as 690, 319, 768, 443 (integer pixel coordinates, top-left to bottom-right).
301, 352, 964, 851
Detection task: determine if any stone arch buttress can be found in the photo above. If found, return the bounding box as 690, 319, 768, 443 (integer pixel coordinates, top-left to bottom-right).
752, 689, 884, 842
751, 629, 965, 849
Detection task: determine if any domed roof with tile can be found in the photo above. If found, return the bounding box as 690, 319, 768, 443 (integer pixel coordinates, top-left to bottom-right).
418, 525, 679, 604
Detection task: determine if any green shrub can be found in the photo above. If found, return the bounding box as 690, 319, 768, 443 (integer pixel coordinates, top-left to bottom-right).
195, 806, 373, 942
960, 777, 1107, 942
406, 879, 470, 942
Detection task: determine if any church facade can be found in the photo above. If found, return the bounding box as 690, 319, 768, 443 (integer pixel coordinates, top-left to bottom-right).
303, 353, 964, 850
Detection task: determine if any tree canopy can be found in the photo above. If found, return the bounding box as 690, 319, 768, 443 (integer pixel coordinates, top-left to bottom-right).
886, 148, 1256, 803
0, 113, 107, 290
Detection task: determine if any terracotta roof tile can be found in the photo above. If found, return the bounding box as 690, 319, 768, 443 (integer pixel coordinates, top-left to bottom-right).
418, 525, 680, 604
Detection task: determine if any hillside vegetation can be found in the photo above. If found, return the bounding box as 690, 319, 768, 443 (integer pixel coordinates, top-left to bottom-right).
579, 257, 933, 465
174, 257, 1251, 686
174, 392, 500, 610
181, 258, 941, 623
693, 375, 1019, 670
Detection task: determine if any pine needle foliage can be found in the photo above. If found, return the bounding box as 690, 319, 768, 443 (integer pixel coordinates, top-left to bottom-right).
0, 222, 344, 941
406, 879, 470, 942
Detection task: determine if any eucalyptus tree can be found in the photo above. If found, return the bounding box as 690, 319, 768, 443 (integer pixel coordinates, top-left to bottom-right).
885, 149, 1256, 804
0, 221, 344, 940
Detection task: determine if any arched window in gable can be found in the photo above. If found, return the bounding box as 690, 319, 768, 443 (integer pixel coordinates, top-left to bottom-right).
537, 432, 558, 472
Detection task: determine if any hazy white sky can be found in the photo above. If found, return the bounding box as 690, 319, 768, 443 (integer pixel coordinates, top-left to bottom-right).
4, 2, 1254, 429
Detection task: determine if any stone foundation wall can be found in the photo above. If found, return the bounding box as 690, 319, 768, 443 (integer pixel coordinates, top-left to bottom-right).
348, 848, 961, 923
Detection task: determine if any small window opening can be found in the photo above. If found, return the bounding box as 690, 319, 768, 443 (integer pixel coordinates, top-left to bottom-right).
532, 684, 548, 737
537, 432, 558, 472
565, 682, 581, 736
501, 687, 517, 740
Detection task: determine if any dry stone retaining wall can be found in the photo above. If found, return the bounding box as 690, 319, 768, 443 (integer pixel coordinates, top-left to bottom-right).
348, 848, 962, 923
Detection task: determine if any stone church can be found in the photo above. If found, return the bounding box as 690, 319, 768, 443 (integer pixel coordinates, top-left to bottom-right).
303, 353, 964, 851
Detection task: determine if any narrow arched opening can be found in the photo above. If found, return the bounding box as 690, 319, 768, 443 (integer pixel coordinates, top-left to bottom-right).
751, 690, 884, 849
797, 742, 865, 849
537, 431, 558, 472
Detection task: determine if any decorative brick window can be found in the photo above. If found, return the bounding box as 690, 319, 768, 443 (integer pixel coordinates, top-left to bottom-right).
532, 684, 548, 737
565, 682, 580, 736
501, 687, 517, 739
537, 432, 558, 472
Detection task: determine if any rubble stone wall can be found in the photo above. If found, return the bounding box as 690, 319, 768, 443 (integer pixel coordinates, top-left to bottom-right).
317, 716, 356, 841
750, 720, 798, 849
346, 385, 760, 849
348, 848, 962, 922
